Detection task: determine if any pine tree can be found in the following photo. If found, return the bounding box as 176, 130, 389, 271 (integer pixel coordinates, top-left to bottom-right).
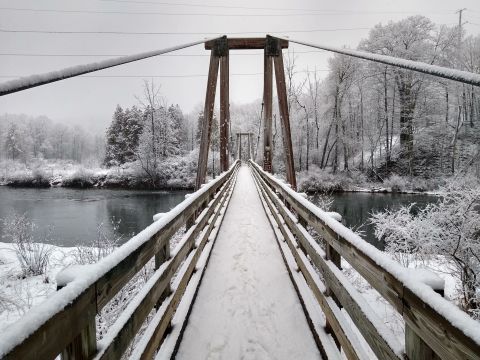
104, 105, 124, 167
104, 105, 143, 167
5, 123, 23, 160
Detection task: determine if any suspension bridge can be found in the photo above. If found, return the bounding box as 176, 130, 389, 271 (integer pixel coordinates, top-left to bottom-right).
1, 35, 480, 360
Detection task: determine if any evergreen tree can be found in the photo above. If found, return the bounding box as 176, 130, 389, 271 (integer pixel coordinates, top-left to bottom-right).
5, 123, 23, 160
104, 105, 143, 167
104, 105, 124, 167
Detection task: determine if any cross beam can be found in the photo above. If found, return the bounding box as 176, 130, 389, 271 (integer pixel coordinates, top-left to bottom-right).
205, 37, 289, 50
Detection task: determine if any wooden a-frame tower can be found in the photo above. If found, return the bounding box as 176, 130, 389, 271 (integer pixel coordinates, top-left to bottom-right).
195, 35, 297, 190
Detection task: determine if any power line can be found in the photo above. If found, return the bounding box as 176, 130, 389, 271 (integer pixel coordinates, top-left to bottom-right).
0, 50, 328, 57
0, 7, 347, 16
0, 70, 330, 79
0, 6, 455, 17
99, 0, 455, 15
98, 0, 346, 12
0, 27, 371, 35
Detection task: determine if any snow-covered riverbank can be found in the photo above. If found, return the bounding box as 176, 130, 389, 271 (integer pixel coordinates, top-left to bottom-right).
0, 158, 196, 190
0, 242, 77, 331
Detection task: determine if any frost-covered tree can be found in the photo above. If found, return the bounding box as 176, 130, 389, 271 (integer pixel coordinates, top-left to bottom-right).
371, 180, 480, 317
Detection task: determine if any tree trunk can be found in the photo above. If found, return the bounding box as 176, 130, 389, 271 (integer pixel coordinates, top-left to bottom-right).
384, 68, 391, 165
451, 105, 462, 174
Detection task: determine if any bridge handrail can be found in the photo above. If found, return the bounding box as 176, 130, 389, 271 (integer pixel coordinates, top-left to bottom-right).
0, 160, 239, 360
250, 160, 480, 360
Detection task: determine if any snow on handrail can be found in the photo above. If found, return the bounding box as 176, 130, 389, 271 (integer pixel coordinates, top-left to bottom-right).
249, 160, 480, 348
278, 36, 480, 87
0, 160, 239, 358
0, 37, 221, 96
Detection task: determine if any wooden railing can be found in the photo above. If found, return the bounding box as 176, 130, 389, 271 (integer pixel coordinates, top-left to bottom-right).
250, 160, 480, 360
0, 161, 240, 360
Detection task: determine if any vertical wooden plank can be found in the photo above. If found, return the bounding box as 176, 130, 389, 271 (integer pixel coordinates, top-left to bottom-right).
405, 287, 444, 360
220, 50, 230, 172
405, 326, 437, 360
58, 285, 97, 360
273, 51, 297, 190
239, 134, 242, 161
61, 315, 96, 360
263, 52, 273, 172
250, 133, 254, 160
195, 51, 220, 190
155, 239, 171, 304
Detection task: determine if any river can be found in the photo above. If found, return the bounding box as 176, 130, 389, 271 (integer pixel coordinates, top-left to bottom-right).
0, 187, 189, 247
0, 187, 435, 249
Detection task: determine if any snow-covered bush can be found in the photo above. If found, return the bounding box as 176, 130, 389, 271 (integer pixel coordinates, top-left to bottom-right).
371, 180, 480, 317
5, 169, 50, 188
298, 165, 368, 193
72, 217, 123, 265
1, 213, 53, 277
63, 167, 95, 188
310, 193, 334, 211
383, 174, 409, 192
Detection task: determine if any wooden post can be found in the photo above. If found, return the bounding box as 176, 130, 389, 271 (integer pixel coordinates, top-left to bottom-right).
155, 239, 171, 304
324, 236, 342, 348
247, 133, 251, 159
58, 285, 97, 360
239, 134, 242, 161
195, 39, 222, 190
219, 40, 230, 172
271, 37, 297, 190
263, 49, 273, 172
405, 287, 444, 359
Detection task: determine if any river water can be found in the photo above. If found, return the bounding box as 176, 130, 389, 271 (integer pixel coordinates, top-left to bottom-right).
0, 187, 189, 247
0, 187, 435, 249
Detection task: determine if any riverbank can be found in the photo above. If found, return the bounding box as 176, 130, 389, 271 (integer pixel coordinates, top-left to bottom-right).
297, 166, 478, 194
0, 158, 196, 190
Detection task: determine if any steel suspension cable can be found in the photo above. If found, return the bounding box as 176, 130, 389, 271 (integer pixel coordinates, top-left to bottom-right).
0, 37, 219, 96
279, 37, 480, 87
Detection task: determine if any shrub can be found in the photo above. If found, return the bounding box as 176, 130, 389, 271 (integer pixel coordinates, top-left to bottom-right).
383, 174, 409, 192
72, 217, 123, 265
1, 213, 53, 277
63, 167, 95, 188
298, 165, 365, 193
370, 180, 480, 317
5, 169, 50, 188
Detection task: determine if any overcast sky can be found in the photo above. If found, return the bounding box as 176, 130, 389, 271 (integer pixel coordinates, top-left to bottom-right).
0, 0, 479, 133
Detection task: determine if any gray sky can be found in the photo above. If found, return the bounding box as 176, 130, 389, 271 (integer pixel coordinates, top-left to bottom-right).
0, 0, 479, 133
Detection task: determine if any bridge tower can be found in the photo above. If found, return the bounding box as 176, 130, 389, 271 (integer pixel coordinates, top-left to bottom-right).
195, 36, 297, 191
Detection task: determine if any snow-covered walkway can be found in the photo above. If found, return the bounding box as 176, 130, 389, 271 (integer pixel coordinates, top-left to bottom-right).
176, 165, 321, 359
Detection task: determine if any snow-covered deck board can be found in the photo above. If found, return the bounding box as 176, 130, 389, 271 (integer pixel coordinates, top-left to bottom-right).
175, 165, 321, 359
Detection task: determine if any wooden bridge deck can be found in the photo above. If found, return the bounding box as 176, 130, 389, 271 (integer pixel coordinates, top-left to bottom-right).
176, 165, 320, 359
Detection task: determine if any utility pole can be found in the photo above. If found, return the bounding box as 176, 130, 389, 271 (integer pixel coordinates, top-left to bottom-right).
456, 8, 467, 49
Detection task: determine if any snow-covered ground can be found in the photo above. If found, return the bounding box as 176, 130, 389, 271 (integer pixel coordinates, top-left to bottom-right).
0, 242, 77, 331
